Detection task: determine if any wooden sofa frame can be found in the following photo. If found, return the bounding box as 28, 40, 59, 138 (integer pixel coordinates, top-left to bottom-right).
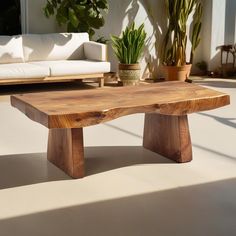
0, 73, 106, 87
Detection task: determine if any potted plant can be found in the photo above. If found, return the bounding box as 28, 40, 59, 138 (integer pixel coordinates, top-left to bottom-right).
162, 0, 203, 81
111, 23, 147, 86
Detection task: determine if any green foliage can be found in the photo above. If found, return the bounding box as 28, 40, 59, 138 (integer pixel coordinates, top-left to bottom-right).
162, 0, 203, 66
43, 0, 109, 38
111, 23, 147, 64
96, 36, 109, 44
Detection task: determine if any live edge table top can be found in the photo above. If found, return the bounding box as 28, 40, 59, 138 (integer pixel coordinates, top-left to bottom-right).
11, 81, 230, 129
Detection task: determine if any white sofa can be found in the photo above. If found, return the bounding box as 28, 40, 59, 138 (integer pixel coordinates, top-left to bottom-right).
0, 33, 110, 87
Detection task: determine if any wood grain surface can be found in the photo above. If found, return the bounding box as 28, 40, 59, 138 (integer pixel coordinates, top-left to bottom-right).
47, 128, 85, 178
11, 81, 230, 129
143, 114, 192, 163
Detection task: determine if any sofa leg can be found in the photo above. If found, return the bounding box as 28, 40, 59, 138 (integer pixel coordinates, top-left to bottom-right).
98, 78, 105, 87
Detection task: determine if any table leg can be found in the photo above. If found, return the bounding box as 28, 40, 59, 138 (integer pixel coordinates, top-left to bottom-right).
143, 113, 192, 163
47, 128, 85, 178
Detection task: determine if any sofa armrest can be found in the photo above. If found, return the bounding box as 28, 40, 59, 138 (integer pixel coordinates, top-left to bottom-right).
84, 41, 108, 62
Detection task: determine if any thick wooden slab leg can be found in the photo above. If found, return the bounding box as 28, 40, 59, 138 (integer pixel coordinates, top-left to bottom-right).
47, 128, 85, 178
143, 114, 192, 163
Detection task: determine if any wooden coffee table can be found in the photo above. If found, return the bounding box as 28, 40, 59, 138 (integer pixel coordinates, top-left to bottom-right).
11, 82, 230, 178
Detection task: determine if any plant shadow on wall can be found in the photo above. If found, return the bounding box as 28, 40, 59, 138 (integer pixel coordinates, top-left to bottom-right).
141, 0, 167, 79
126, 0, 140, 25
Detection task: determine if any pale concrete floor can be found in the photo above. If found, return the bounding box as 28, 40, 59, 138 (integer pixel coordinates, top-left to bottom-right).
0, 78, 235, 236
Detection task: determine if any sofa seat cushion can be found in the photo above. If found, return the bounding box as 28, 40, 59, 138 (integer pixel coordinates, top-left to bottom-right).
30, 60, 111, 77
0, 63, 50, 79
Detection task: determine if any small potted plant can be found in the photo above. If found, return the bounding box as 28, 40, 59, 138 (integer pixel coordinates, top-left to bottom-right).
111, 23, 147, 86
162, 0, 203, 81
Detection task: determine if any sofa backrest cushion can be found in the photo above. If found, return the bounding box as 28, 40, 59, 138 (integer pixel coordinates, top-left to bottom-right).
22, 33, 89, 62
0, 35, 24, 64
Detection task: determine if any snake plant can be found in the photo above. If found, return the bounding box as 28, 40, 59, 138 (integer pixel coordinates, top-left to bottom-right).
162, 0, 203, 66
111, 23, 147, 64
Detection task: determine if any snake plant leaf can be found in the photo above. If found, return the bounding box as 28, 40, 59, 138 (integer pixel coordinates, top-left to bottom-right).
111, 23, 147, 64
161, 0, 202, 66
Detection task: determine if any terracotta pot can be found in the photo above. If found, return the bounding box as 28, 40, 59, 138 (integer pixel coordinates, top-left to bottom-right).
164, 64, 192, 81
118, 63, 141, 86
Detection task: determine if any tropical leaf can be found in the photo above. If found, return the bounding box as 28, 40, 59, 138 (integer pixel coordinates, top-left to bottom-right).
43, 0, 108, 39
68, 8, 79, 28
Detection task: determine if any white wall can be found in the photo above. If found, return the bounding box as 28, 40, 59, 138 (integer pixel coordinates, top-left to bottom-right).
24, 0, 236, 76
209, 0, 226, 70
201, 0, 236, 71
224, 0, 236, 45
199, 0, 212, 65
26, 0, 63, 33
